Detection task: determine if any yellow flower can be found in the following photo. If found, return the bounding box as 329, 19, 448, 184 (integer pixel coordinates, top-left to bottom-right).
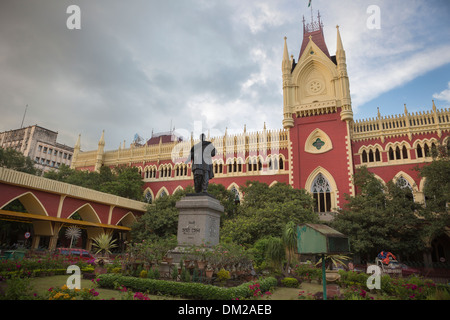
61, 285, 69, 290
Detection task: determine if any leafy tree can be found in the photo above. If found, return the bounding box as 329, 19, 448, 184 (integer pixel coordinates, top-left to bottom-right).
44, 164, 144, 200
130, 184, 240, 242
130, 187, 191, 242
220, 181, 317, 245
99, 166, 144, 200
206, 183, 240, 220
0, 147, 39, 175
415, 139, 450, 251
332, 166, 423, 261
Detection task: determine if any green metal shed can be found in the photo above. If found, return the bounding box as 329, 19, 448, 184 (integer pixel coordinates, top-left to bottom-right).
296, 224, 351, 300
296, 223, 350, 255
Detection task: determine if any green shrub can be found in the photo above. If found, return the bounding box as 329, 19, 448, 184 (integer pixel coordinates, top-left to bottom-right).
217, 269, 231, 282
97, 274, 277, 300
140, 270, 148, 278
281, 277, 299, 288
294, 264, 322, 281
111, 267, 122, 274
0, 276, 39, 300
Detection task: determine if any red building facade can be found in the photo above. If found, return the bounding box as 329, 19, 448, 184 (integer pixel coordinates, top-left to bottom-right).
72, 14, 450, 225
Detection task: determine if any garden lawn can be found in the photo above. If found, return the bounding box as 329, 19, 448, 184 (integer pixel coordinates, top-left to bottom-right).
271, 282, 322, 300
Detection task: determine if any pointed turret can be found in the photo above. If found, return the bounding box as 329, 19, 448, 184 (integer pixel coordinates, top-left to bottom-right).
336, 25, 346, 63
98, 130, 105, 147
70, 134, 81, 169
94, 130, 105, 172
282, 36, 291, 74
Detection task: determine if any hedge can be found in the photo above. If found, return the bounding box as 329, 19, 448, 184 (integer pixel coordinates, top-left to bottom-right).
97, 274, 277, 300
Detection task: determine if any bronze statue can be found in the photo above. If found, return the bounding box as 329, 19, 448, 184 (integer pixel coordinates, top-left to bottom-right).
185, 133, 216, 193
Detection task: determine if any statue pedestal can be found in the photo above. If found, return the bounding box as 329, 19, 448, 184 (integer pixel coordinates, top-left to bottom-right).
168, 193, 223, 263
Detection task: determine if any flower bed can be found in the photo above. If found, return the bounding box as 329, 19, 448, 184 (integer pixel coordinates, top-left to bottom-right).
336, 270, 450, 300
0, 253, 95, 279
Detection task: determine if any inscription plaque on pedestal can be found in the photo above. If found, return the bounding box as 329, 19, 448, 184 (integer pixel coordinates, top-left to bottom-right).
176, 193, 223, 247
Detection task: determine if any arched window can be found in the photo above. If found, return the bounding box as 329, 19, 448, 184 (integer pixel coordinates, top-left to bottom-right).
375, 149, 381, 162
424, 144, 430, 157
279, 157, 284, 170
395, 146, 401, 160
362, 150, 368, 163
402, 146, 408, 159
231, 187, 240, 204
396, 176, 414, 202
389, 147, 394, 161
311, 174, 332, 213
368, 150, 374, 162
144, 191, 153, 204
416, 145, 423, 158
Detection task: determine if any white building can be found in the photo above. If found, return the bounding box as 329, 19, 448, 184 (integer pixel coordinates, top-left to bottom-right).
0, 125, 74, 173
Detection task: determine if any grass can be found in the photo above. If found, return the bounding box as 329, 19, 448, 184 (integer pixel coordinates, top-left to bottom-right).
271, 282, 323, 300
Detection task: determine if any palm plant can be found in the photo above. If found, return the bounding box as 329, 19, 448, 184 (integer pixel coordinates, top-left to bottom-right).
266, 237, 285, 271
65, 226, 81, 248
92, 232, 118, 257
315, 254, 351, 270
282, 221, 297, 274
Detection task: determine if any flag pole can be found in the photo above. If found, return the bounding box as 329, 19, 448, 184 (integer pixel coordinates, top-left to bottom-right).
21, 104, 28, 128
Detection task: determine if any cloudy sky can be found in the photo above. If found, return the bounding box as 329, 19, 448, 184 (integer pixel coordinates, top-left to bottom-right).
1, 0, 450, 151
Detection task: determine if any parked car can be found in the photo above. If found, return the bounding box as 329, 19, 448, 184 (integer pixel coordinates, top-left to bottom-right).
398, 263, 421, 277
55, 248, 94, 260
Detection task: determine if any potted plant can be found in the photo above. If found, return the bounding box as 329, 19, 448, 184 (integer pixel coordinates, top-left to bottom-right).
205, 264, 214, 278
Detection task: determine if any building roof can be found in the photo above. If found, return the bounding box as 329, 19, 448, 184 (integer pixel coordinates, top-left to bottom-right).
146, 132, 183, 146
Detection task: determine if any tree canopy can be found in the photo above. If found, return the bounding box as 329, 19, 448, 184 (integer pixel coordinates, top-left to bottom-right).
130, 183, 240, 242
220, 181, 318, 245
332, 158, 450, 262
0, 147, 39, 175
44, 164, 144, 200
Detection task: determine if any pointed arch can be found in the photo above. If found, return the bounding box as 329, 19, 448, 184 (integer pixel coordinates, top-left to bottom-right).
156, 186, 169, 199
392, 171, 417, 202
227, 183, 242, 203
116, 211, 137, 228
68, 203, 101, 224
305, 167, 339, 213
143, 187, 154, 204
173, 185, 184, 194
392, 171, 417, 192
269, 181, 279, 188
1, 192, 48, 216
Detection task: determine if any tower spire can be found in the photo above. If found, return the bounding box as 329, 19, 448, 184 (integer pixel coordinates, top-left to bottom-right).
299, 10, 330, 60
